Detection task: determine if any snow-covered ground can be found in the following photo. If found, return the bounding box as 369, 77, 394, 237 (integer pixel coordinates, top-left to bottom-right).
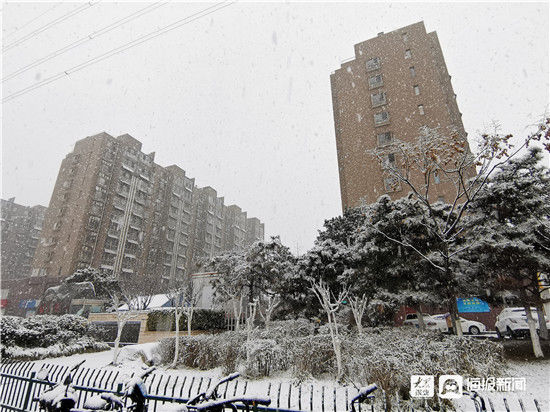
29, 344, 550, 411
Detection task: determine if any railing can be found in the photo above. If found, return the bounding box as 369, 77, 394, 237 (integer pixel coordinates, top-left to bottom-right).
0, 360, 545, 412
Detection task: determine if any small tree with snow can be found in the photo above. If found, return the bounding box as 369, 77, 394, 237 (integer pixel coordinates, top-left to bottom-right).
310, 279, 349, 381
348, 293, 368, 334
258, 294, 280, 330
166, 278, 202, 367
210, 252, 247, 331
105, 278, 142, 365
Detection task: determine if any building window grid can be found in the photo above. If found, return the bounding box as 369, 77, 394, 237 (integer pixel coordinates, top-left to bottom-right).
368, 74, 383, 89
366, 57, 381, 72
377, 132, 393, 146
374, 111, 390, 126
370, 91, 387, 107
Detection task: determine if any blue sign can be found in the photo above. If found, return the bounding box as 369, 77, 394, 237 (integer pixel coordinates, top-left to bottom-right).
457, 297, 490, 313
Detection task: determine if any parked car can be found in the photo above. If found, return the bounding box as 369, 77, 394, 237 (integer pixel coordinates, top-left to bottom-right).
495, 307, 550, 339
432, 313, 487, 335
403, 313, 448, 332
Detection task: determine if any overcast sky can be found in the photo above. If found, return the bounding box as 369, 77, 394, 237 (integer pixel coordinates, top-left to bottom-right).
2, 1, 549, 252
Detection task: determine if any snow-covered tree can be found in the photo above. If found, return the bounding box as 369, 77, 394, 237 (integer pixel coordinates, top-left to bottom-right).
310, 279, 349, 381
210, 251, 247, 330
209, 236, 295, 327
367, 120, 550, 335
471, 147, 550, 357
166, 278, 202, 367
104, 277, 142, 365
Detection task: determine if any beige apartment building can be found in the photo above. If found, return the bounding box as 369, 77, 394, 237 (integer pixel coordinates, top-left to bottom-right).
331, 21, 472, 209
31, 132, 264, 290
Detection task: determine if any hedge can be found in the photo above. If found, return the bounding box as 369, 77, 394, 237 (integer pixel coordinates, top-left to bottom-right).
146, 308, 225, 331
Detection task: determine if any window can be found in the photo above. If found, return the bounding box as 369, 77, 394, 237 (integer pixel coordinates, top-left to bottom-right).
402, 33, 408, 42
370, 91, 387, 107
368, 74, 383, 89
377, 132, 392, 146
437, 196, 445, 203
366, 57, 381, 71
374, 111, 390, 125
405, 49, 412, 59
387, 153, 396, 164
418, 105, 425, 115
434, 170, 441, 184
414, 85, 420, 95
384, 177, 401, 192
409, 66, 416, 77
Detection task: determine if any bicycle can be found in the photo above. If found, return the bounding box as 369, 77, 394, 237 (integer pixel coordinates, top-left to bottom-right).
79, 366, 156, 412
34, 360, 86, 412
182, 372, 270, 412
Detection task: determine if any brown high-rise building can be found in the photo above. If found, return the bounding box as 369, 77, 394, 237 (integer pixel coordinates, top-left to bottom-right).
31, 132, 264, 291
331, 21, 471, 209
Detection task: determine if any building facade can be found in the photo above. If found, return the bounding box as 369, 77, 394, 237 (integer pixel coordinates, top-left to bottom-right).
1, 198, 47, 279
331, 21, 472, 209
31, 132, 265, 291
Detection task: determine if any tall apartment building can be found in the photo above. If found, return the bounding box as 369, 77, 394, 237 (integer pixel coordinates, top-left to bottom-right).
331, 21, 472, 209
0, 198, 47, 279
31, 132, 264, 291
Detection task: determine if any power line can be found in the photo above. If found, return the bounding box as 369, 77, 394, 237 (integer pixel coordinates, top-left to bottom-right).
3, 1, 100, 52
2, 1, 235, 103
3, 2, 62, 40
3, 1, 168, 83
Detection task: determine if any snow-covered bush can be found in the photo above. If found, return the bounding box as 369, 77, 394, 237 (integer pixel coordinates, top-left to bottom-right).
2, 337, 109, 360
158, 323, 503, 394
242, 339, 287, 378
256, 318, 315, 339
159, 332, 246, 374
342, 327, 503, 404
0, 314, 109, 359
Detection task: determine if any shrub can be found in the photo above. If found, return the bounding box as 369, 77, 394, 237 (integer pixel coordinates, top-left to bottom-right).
157, 320, 504, 398
0, 315, 108, 360
146, 309, 225, 331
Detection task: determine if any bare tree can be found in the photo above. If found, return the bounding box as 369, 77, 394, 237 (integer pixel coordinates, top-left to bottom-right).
311, 279, 349, 381
166, 280, 202, 368
108, 284, 142, 366
258, 294, 280, 330
348, 293, 368, 335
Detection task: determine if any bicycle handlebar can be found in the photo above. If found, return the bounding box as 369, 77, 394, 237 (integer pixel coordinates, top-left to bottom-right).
351, 384, 378, 403
205, 373, 240, 399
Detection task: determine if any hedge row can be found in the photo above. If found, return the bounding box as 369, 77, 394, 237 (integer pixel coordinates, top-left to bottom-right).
146, 308, 225, 331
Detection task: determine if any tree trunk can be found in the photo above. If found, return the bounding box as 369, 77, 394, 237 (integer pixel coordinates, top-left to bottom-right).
172, 310, 180, 368
536, 305, 548, 340
112, 319, 126, 365
233, 298, 240, 331
525, 305, 544, 358
416, 310, 426, 331
187, 309, 193, 336
450, 298, 463, 337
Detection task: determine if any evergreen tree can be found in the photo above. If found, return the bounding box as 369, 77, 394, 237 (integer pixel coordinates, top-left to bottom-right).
471, 147, 550, 357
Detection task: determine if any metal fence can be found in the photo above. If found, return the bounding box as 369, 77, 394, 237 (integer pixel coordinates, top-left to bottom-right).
0, 360, 545, 412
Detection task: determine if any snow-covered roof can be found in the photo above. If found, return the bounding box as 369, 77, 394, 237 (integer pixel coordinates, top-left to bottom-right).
118, 294, 173, 311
